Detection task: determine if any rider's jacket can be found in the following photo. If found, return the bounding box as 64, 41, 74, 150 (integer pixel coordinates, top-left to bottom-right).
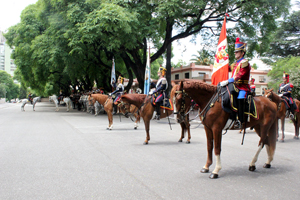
112, 83, 124, 96
230, 58, 251, 92
278, 83, 292, 98
153, 77, 168, 94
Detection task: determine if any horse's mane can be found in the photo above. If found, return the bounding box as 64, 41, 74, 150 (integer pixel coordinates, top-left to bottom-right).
183, 80, 217, 93
122, 94, 146, 106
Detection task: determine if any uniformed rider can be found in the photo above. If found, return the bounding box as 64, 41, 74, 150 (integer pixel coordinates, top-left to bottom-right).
152, 66, 168, 120
220, 37, 251, 128
250, 77, 256, 96
278, 72, 294, 119
111, 75, 124, 115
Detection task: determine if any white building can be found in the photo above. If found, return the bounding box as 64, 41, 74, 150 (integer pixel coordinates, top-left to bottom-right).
0, 30, 17, 77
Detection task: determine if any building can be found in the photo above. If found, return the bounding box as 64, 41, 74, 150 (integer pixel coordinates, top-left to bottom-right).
171, 62, 270, 95
0, 30, 17, 77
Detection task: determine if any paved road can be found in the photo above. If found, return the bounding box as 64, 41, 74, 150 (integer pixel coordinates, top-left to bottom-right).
0, 102, 299, 199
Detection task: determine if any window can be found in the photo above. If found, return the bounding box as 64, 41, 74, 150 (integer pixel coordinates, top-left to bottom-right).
198, 72, 205, 80
175, 74, 179, 80
259, 76, 264, 83
185, 72, 189, 79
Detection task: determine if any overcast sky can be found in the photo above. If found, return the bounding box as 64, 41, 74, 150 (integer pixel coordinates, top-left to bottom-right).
0, 0, 298, 68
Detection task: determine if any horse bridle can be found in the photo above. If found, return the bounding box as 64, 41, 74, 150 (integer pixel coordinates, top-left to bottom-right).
174, 88, 193, 123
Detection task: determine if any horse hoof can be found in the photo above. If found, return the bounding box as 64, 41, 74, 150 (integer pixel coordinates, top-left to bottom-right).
178, 139, 183, 142
186, 141, 190, 144
209, 173, 218, 179
143, 141, 148, 145
134, 127, 137, 130
200, 168, 209, 173
249, 165, 256, 171
294, 136, 299, 140
279, 139, 284, 143
263, 163, 271, 168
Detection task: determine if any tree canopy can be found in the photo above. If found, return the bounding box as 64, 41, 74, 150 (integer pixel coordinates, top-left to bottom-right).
0, 71, 19, 101
4, 0, 291, 95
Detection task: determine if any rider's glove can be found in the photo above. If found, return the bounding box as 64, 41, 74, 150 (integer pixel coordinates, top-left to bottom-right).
220, 80, 229, 87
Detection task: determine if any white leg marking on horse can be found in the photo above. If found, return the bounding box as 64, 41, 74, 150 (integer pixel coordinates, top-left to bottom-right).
212, 155, 222, 174
250, 143, 263, 166
265, 145, 272, 164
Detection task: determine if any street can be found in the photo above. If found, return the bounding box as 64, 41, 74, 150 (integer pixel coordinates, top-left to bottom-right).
0, 102, 299, 200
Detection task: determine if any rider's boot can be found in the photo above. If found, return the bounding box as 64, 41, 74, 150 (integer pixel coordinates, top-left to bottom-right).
236, 99, 245, 129
155, 102, 161, 120
113, 104, 118, 115
289, 103, 295, 120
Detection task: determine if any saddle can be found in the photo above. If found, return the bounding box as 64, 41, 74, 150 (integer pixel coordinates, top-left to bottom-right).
281, 96, 299, 112
151, 95, 174, 111
221, 83, 259, 121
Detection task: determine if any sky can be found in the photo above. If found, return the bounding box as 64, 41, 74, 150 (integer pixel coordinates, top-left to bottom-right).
0, 0, 298, 70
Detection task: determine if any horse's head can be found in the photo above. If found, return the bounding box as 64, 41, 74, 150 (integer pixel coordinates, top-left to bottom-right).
171, 83, 192, 123
264, 88, 274, 100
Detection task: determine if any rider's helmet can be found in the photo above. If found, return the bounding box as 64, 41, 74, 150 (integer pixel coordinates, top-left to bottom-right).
158, 66, 167, 76
235, 37, 247, 53
118, 75, 124, 84
283, 72, 289, 83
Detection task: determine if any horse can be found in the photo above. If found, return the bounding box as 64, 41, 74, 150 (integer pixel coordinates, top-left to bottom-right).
170, 84, 192, 143
63, 97, 72, 112
88, 94, 115, 130
49, 95, 59, 111
21, 97, 41, 111
264, 88, 300, 140
175, 80, 278, 178
117, 94, 147, 130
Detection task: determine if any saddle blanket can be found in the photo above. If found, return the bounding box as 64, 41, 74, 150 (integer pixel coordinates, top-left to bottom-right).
221, 83, 259, 120
151, 96, 174, 111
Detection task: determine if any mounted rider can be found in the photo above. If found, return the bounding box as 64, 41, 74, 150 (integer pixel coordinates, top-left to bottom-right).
111, 75, 124, 115
28, 93, 33, 104
152, 66, 168, 120
278, 72, 294, 119
250, 77, 256, 96
220, 37, 251, 128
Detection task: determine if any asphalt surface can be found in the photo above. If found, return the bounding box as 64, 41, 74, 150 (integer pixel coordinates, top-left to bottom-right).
0, 102, 299, 200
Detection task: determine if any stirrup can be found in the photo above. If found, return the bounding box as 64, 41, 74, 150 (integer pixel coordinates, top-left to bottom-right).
155, 115, 160, 120
234, 120, 242, 129
289, 113, 294, 120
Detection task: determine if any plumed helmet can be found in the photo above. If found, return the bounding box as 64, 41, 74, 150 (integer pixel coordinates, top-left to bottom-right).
118, 75, 124, 83
235, 37, 247, 52
283, 72, 289, 83
158, 66, 167, 76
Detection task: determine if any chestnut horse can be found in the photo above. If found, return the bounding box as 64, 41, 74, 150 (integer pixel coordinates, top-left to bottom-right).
264, 88, 300, 140
176, 80, 277, 178
119, 93, 173, 144
170, 84, 192, 143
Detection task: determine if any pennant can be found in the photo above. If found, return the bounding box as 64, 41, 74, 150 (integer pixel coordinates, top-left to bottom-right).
111, 57, 116, 86
144, 47, 151, 95
211, 16, 229, 85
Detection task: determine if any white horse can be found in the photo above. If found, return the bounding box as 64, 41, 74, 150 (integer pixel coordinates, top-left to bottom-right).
49, 95, 59, 111
94, 101, 104, 116
21, 96, 41, 111
63, 97, 72, 112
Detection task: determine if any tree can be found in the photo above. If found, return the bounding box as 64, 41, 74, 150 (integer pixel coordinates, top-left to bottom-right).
5, 0, 291, 95
264, 11, 300, 58
0, 71, 19, 101
190, 49, 214, 65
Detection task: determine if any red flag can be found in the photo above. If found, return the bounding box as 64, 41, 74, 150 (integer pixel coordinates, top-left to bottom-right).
211, 16, 229, 85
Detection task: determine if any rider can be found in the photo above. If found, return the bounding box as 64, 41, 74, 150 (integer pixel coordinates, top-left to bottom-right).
220, 37, 251, 128
250, 77, 256, 96
111, 75, 124, 115
278, 72, 294, 119
152, 66, 168, 120
28, 93, 33, 104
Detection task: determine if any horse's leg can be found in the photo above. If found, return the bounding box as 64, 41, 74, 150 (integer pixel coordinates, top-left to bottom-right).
294, 115, 299, 139
201, 126, 213, 174
143, 118, 151, 145
178, 123, 185, 142
249, 143, 263, 171
210, 129, 222, 179
280, 117, 285, 142
186, 122, 191, 143
33, 102, 35, 111
264, 120, 277, 168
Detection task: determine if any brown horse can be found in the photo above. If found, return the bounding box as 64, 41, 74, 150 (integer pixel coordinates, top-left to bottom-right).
176, 80, 277, 178
264, 88, 300, 140
170, 84, 192, 143
88, 94, 114, 130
